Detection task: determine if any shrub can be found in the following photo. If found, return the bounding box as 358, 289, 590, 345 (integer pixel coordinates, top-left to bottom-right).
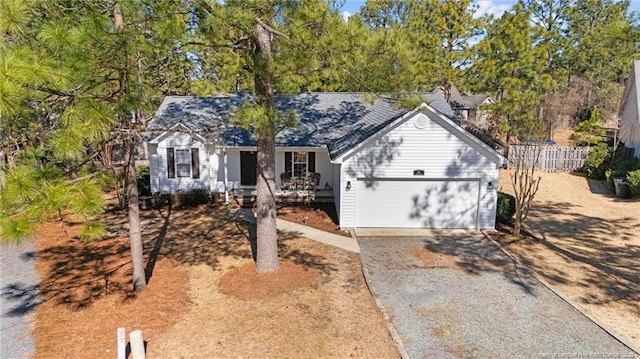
136, 165, 151, 197
628, 169, 640, 197
583, 142, 610, 179
610, 146, 640, 174
496, 192, 516, 224
570, 106, 606, 146
163, 188, 212, 208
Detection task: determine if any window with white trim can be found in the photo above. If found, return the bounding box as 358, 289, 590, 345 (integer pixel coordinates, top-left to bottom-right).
166, 147, 200, 179
175, 149, 191, 177
292, 151, 307, 177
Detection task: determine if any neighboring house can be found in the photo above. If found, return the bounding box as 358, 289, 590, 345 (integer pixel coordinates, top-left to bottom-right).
435, 85, 494, 129
618, 60, 640, 157
147, 93, 507, 230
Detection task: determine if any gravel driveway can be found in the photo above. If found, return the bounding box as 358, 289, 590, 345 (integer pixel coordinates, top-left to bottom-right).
358, 233, 634, 358
1, 241, 39, 359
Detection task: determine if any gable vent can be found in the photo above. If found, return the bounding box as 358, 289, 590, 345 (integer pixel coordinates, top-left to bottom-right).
414, 114, 428, 129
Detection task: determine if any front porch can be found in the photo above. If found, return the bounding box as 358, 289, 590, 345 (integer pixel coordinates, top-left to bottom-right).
233, 188, 335, 207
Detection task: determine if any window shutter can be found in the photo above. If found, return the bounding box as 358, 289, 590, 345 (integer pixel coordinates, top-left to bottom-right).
167, 148, 175, 178
285, 152, 292, 173
191, 148, 200, 179
308, 152, 315, 173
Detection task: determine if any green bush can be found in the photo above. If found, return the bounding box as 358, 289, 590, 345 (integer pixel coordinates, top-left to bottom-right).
583, 142, 610, 179
610, 146, 640, 174
136, 165, 151, 197
570, 106, 606, 146
628, 169, 640, 197
156, 189, 212, 208
496, 192, 516, 224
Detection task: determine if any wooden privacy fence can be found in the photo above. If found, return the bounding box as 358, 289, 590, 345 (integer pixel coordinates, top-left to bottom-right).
507, 145, 591, 172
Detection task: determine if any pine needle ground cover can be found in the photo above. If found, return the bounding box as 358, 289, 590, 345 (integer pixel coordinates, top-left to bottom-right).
494, 170, 640, 349
31, 203, 398, 358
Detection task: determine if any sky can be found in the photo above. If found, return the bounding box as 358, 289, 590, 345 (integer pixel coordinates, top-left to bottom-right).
337, 0, 640, 21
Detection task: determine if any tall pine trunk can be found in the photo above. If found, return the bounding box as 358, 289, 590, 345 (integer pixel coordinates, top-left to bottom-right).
253, 20, 279, 272
114, 3, 146, 290
124, 137, 147, 290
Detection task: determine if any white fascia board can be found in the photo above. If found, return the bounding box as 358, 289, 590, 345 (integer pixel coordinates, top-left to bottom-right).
276, 146, 327, 152
226, 145, 328, 152
332, 102, 506, 166
421, 104, 508, 165
148, 122, 208, 144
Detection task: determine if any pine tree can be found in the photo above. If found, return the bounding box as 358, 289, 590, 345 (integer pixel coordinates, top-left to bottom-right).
188, 0, 342, 272
407, 0, 485, 96
563, 0, 636, 115
472, 1, 552, 236
0, 0, 190, 290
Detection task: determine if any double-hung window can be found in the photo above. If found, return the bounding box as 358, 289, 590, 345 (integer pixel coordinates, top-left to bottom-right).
167, 148, 200, 179
285, 151, 316, 177
292, 151, 308, 177
175, 149, 191, 177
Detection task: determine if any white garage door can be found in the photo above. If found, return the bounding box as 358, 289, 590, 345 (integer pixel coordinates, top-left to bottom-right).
356, 179, 480, 229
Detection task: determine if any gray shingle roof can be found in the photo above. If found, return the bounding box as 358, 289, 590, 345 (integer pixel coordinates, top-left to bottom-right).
148, 92, 456, 159
437, 85, 491, 110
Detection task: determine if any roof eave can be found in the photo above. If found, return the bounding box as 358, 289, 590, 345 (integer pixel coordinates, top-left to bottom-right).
148, 122, 209, 144
421, 104, 507, 165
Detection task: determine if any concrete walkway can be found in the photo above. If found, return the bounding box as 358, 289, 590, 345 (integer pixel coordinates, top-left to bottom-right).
236, 208, 359, 253
1, 241, 39, 359
357, 233, 635, 358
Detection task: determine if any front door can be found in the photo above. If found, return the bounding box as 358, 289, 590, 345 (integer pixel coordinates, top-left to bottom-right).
240, 151, 257, 186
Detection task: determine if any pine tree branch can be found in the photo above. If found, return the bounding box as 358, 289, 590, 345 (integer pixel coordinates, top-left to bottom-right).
256, 18, 288, 39
31, 85, 83, 99
184, 36, 249, 49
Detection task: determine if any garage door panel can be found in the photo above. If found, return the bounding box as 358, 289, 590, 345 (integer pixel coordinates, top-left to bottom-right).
356, 179, 479, 229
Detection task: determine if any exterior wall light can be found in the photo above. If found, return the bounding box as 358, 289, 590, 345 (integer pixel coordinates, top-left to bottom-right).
346, 181, 351, 191
487, 181, 494, 191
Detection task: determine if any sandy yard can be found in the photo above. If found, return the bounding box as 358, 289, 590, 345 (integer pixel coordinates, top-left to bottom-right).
497, 170, 640, 349
30, 203, 398, 358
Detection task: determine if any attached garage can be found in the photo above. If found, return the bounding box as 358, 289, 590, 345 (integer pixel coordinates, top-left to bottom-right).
355, 178, 481, 229
336, 107, 506, 230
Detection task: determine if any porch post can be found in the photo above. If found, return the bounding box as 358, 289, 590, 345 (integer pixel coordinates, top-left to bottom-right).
223, 148, 230, 203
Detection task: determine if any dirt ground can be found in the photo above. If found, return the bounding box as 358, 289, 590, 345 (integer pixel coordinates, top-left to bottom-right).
496, 170, 640, 349
31, 203, 398, 358
550, 127, 574, 146
277, 202, 349, 237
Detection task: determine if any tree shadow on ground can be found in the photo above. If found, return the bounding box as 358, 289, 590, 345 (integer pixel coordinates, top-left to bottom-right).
419, 234, 538, 294
1, 247, 40, 317
577, 173, 640, 203
1, 283, 39, 317
517, 200, 640, 314
31, 203, 337, 310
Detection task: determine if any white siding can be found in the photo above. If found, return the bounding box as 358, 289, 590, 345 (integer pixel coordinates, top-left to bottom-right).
620, 63, 640, 157
208, 146, 226, 193
225, 148, 243, 188
332, 163, 341, 217
206, 147, 334, 191
152, 132, 209, 193
149, 144, 160, 193
314, 151, 334, 189
339, 112, 499, 229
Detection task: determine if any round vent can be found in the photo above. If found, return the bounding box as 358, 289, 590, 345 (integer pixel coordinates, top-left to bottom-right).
414, 114, 428, 129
